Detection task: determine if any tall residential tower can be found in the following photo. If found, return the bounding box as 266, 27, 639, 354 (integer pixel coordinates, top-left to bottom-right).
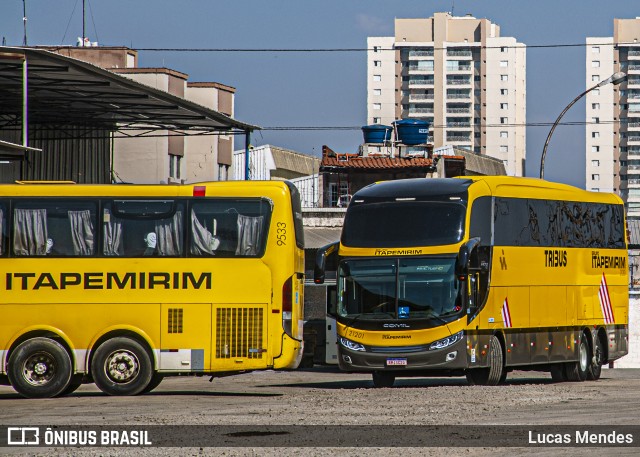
367, 12, 526, 176
586, 18, 640, 218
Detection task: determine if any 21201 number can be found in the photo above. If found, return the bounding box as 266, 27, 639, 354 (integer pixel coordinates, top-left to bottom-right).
276, 222, 287, 246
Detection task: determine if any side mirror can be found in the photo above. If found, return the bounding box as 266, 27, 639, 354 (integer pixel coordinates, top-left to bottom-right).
455, 237, 481, 278
314, 241, 339, 285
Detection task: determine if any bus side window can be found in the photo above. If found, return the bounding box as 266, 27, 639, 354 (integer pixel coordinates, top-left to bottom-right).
0, 204, 7, 256
190, 199, 270, 258
13, 201, 97, 256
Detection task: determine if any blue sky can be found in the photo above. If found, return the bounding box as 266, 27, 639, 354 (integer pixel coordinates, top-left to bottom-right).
1, 0, 639, 187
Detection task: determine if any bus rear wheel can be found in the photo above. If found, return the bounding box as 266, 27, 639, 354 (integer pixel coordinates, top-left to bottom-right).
587, 335, 604, 381
7, 337, 72, 398
565, 336, 589, 382
372, 371, 395, 388
466, 335, 504, 386
91, 337, 153, 396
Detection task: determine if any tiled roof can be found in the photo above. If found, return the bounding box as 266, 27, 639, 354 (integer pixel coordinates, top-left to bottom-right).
321, 155, 434, 170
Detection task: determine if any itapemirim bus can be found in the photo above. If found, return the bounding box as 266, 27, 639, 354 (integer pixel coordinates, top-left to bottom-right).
315, 177, 628, 387
0, 181, 304, 398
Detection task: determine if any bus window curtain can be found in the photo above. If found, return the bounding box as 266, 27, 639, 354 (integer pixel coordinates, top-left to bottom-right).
68, 210, 95, 256
190, 210, 215, 255
156, 211, 183, 256
236, 214, 263, 256
103, 209, 123, 256
13, 208, 48, 256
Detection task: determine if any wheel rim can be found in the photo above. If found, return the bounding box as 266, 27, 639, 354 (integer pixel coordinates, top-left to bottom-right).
579, 341, 588, 372
21, 351, 57, 386
104, 350, 140, 384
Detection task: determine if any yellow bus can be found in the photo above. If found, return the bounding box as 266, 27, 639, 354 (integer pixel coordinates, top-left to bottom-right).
0, 181, 305, 398
315, 176, 628, 387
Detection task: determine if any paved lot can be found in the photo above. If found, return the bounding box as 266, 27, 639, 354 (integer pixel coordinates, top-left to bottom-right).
1, 367, 639, 456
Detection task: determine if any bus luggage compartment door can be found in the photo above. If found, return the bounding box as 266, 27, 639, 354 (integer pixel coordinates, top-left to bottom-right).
212, 305, 269, 371
160, 303, 211, 372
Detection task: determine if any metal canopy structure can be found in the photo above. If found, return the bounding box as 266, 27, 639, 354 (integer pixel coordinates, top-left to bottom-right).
0, 46, 258, 136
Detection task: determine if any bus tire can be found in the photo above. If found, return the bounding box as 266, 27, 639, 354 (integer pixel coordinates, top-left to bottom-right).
565, 336, 589, 382
91, 337, 152, 396
587, 335, 604, 381
7, 337, 72, 399
550, 364, 567, 382
142, 373, 164, 394
60, 375, 84, 396
466, 335, 504, 386
372, 371, 395, 388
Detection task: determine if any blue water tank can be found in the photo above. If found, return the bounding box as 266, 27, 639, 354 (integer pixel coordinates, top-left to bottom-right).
393, 119, 430, 145
362, 125, 393, 144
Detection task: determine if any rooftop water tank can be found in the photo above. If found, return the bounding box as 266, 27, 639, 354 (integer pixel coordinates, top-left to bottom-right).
393, 119, 430, 145
361, 125, 393, 144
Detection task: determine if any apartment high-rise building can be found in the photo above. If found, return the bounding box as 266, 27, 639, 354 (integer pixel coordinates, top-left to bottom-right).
586, 19, 640, 218
367, 12, 526, 176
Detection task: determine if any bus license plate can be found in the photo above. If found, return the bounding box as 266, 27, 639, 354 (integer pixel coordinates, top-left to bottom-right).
386, 358, 407, 366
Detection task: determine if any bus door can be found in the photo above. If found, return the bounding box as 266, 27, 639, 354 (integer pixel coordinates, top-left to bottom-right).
325, 284, 338, 365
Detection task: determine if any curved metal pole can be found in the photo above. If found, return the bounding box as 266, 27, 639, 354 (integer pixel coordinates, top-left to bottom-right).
540, 72, 626, 180
539, 87, 592, 180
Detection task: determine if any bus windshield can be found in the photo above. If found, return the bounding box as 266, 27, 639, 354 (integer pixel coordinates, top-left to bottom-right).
337, 257, 461, 320
341, 201, 466, 248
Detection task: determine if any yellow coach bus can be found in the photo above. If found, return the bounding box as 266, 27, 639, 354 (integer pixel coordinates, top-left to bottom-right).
0, 181, 304, 398
315, 176, 628, 387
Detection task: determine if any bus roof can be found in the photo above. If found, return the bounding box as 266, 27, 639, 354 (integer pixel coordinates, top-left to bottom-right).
0, 180, 293, 197
355, 177, 623, 205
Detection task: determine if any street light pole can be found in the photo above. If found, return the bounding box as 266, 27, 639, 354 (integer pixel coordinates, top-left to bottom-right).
539, 71, 627, 180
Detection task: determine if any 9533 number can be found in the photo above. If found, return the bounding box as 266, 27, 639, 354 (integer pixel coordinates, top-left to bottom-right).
276, 222, 287, 246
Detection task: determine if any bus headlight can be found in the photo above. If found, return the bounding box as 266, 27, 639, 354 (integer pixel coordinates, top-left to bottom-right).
339, 337, 366, 352
429, 331, 464, 351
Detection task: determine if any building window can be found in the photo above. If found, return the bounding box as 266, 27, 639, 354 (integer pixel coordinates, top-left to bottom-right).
373, 46, 381, 53
500, 145, 508, 153
592, 188, 600, 192
592, 75, 600, 82
592, 117, 600, 124
592, 46, 600, 53
592, 146, 600, 153
592, 160, 600, 166
593, 88, 600, 95
500, 60, 508, 67
592, 174, 600, 181
329, 182, 349, 208
500, 131, 508, 138
500, 75, 508, 81
374, 88, 382, 96
373, 74, 381, 82
373, 103, 382, 110
500, 88, 508, 95
591, 61, 600, 68
592, 131, 600, 138
374, 60, 382, 67
500, 103, 508, 109
592, 103, 600, 110
169, 155, 182, 180
500, 47, 507, 53
500, 117, 508, 124
373, 117, 381, 124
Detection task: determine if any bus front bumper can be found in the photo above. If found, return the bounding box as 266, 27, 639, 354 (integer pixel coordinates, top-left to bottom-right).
337, 337, 468, 372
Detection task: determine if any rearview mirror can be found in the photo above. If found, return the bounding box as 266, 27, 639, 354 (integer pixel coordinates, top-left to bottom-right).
455, 237, 481, 278
314, 241, 339, 285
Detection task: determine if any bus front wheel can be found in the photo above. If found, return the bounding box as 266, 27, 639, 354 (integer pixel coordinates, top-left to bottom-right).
91, 337, 153, 396
466, 335, 504, 386
7, 337, 73, 398
372, 371, 395, 388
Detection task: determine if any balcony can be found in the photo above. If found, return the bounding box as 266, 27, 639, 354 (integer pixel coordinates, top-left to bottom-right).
446, 65, 472, 72
629, 49, 640, 58
446, 121, 471, 128
446, 50, 472, 57
409, 93, 434, 101
409, 50, 434, 58
628, 77, 640, 86
629, 64, 640, 72
447, 77, 472, 86
446, 107, 471, 114
447, 93, 471, 99
408, 77, 434, 87
407, 108, 434, 115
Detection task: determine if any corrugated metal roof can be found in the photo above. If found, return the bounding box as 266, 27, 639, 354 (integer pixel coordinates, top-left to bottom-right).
270, 146, 320, 175
304, 227, 342, 249
451, 149, 507, 176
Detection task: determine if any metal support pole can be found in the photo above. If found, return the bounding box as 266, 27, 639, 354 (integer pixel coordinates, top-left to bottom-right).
244, 130, 251, 180
22, 57, 28, 149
